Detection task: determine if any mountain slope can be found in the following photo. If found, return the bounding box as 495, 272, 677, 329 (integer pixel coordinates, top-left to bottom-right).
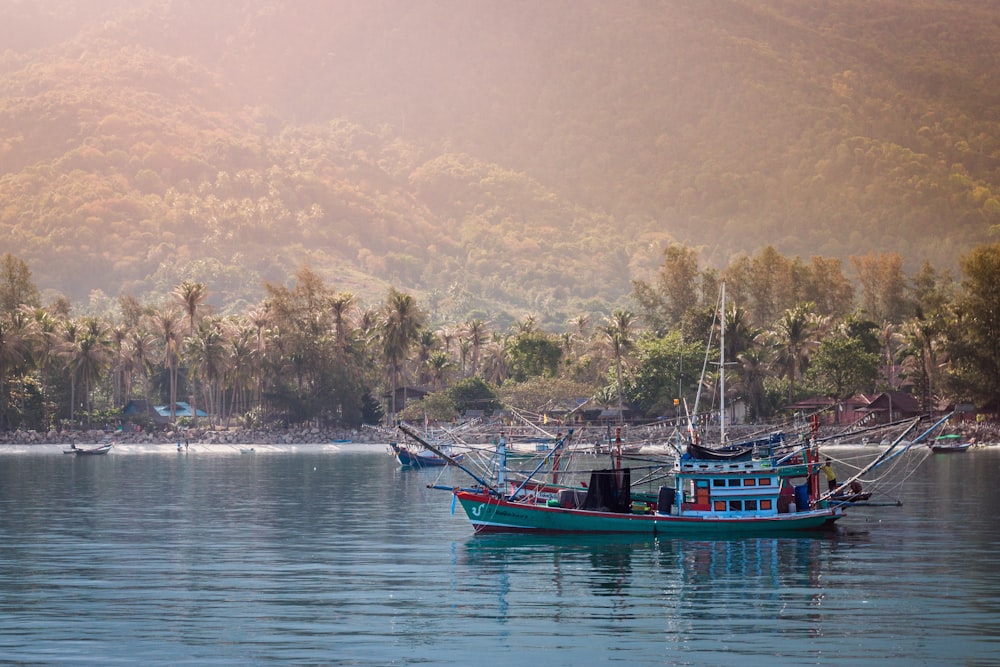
1, 0, 998, 320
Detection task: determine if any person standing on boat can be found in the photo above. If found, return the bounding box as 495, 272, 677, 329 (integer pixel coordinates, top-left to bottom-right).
821, 458, 837, 492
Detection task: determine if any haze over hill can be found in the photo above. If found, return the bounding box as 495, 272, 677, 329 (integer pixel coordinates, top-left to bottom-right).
2, 0, 999, 324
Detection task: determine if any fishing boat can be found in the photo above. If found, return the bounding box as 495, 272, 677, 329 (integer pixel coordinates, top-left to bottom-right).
66, 441, 113, 456
390, 441, 463, 468
423, 412, 952, 536
415, 424, 840, 535
929, 434, 973, 453
240, 447, 255, 454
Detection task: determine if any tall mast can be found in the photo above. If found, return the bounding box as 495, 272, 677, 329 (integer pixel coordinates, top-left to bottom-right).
720, 281, 726, 444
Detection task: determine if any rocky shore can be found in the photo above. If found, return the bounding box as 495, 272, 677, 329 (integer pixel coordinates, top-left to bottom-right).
0, 425, 392, 447
3, 420, 998, 448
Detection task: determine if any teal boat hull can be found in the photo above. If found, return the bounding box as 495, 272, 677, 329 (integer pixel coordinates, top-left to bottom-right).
455, 491, 842, 536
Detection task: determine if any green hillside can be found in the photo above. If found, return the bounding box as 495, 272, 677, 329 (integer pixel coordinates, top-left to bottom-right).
1, 0, 999, 321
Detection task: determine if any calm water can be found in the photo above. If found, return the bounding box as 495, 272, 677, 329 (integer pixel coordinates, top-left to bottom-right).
1, 444, 998, 666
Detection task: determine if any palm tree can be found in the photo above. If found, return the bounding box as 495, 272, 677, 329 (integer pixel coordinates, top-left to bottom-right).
379, 289, 423, 420
329, 292, 355, 352
128, 329, 156, 407
463, 319, 490, 377
65, 317, 112, 427
226, 320, 256, 425
481, 337, 510, 386
245, 305, 271, 417
437, 325, 458, 360
899, 316, 944, 412
736, 334, 774, 422
24, 306, 61, 428
173, 281, 207, 426
569, 314, 591, 357
186, 317, 227, 427
415, 330, 438, 385
109, 324, 129, 406
601, 309, 636, 423
772, 303, 823, 403
0, 312, 30, 430
153, 309, 183, 421
58, 319, 80, 422
426, 351, 455, 391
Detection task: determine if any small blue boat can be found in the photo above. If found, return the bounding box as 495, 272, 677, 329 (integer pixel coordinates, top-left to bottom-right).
390, 442, 462, 468
930, 434, 972, 453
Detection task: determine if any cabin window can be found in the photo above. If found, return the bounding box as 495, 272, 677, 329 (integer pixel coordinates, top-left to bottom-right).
758, 478, 773, 486
761, 499, 772, 510
744, 479, 757, 486
728, 479, 741, 487
745, 500, 758, 510
694, 480, 710, 505
712, 479, 725, 487
729, 500, 742, 511
714, 501, 726, 511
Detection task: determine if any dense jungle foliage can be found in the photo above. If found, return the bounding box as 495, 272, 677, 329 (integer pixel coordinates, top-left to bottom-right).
2, 242, 999, 435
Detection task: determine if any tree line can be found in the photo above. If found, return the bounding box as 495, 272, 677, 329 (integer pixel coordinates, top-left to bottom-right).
1, 242, 999, 434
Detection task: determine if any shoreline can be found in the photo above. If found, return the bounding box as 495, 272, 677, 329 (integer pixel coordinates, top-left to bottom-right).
0, 425, 391, 448
3, 420, 999, 450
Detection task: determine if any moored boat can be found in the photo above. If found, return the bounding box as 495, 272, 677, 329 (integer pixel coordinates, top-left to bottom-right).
929, 434, 972, 453
409, 406, 953, 538
67, 440, 113, 456
390, 441, 463, 468
453, 452, 842, 535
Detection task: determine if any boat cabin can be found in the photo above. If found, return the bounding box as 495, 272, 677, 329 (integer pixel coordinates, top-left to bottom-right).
669, 458, 783, 518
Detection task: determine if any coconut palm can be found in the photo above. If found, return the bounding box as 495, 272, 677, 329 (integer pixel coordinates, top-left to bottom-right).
772, 303, 824, 402
878, 321, 903, 392
0, 312, 31, 429
379, 289, 423, 419
58, 319, 80, 422
414, 330, 438, 386
109, 324, 129, 406
245, 305, 271, 416
128, 329, 157, 407
463, 319, 490, 378
186, 317, 227, 427
481, 337, 510, 386
601, 309, 636, 423
226, 320, 256, 425
425, 351, 455, 391
173, 281, 207, 425
899, 316, 944, 412
23, 306, 61, 428
437, 325, 458, 360
65, 317, 112, 427
153, 308, 183, 421
329, 292, 355, 351
735, 334, 774, 422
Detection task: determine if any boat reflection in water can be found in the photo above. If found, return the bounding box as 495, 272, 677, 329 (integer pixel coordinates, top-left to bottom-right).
454, 531, 851, 633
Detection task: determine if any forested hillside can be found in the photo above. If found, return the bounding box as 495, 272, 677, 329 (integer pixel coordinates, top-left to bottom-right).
2, 0, 999, 323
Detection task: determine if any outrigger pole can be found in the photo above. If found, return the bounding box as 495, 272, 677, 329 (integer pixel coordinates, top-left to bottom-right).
397, 421, 497, 493
506, 429, 574, 501
816, 412, 952, 503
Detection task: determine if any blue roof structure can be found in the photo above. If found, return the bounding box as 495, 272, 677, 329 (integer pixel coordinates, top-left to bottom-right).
153, 402, 208, 418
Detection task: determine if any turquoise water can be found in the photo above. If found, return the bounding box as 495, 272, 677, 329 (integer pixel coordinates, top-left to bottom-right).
1, 445, 998, 666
